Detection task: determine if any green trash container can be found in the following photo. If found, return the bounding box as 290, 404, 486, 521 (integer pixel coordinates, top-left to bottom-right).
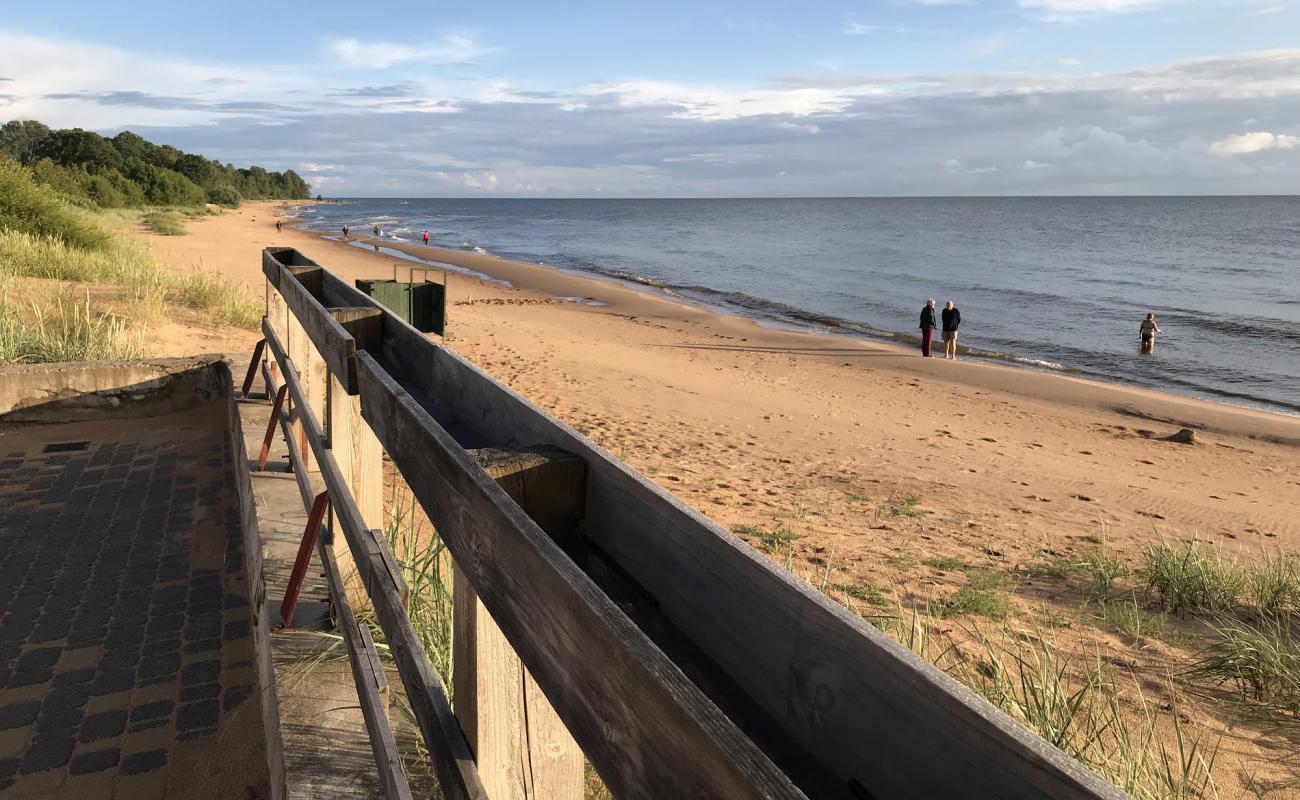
356, 267, 446, 335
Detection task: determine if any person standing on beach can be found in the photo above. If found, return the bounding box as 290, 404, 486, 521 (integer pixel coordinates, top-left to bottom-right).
941, 300, 961, 360
423, 230, 430, 246
275, 220, 281, 233
919, 299, 936, 357
373, 224, 380, 238
1139, 312, 1162, 354
342, 224, 349, 241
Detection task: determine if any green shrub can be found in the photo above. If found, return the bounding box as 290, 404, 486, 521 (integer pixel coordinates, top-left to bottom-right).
0, 160, 108, 250
205, 185, 242, 207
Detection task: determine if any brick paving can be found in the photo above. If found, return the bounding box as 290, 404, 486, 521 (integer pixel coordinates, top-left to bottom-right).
0, 408, 271, 799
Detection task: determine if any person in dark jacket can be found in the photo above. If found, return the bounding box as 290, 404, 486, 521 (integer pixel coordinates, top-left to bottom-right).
941, 300, 961, 360
919, 299, 936, 357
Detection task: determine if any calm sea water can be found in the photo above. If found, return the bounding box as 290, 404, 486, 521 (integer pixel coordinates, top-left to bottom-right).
298, 197, 1300, 415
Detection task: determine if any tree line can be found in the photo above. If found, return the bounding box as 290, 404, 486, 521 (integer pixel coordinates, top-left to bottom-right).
0, 120, 312, 209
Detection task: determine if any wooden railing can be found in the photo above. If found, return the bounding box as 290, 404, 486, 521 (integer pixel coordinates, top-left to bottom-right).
257, 246, 1127, 800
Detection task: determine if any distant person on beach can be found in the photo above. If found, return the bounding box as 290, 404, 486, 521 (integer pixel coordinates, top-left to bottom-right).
941, 300, 961, 360
423, 230, 430, 246
342, 224, 350, 241
919, 299, 936, 357
275, 220, 281, 232
1140, 312, 1162, 354
373, 224, 380, 237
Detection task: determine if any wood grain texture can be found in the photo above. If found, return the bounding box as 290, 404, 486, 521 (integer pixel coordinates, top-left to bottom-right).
355, 351, 804, 800
328, 371, 381, 609
262, 320, 487, 800
272, 251, 1125, 799
318, 535, 414, 800
455, 448, 584, 800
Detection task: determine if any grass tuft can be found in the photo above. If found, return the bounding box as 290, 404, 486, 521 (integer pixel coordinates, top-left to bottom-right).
935, 569, 1013, 620
142, 210, 187, 235
0, 290, 150, 363
177, 271, 262, 329
1185, 613, 1300, 716
1143, 540, 1244, 614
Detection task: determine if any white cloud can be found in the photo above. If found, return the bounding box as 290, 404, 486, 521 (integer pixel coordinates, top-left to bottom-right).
1023, 159, 1052, 169
844, 21, 912, 34
1246, 5, 1286, 16
326, 34, 486, 69
299, 162, 343, 173
1057, 58, 1082, 67
578, 79, 873, 120
1018, 0, 1172, 17
1207, 131, 1299, 155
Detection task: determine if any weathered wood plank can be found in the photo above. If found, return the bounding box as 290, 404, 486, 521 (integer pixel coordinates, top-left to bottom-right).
354, 351, 804, 800
275, 250, 1124, 799
261, 321, 486, 800
327, 370, 382, 609
454, 447, 585, 800
317, 535, 414, 800
420, 346, 1124, 799
263, 250, 364, 393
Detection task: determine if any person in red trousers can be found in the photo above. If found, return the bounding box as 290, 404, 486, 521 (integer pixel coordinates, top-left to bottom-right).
919, 298, 936, 357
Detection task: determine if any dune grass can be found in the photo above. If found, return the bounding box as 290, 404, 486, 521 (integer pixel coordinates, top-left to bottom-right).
1143, 540, 1247, 615
177, 270, 263, 329
1186, 613, 1300, 717
878, 605, 1220, 800
141, 209, 187, 236
0, 290, 150, 363
0, 162, 261, 353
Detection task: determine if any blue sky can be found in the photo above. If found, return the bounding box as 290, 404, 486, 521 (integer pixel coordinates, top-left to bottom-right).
3, 1, 1299, 195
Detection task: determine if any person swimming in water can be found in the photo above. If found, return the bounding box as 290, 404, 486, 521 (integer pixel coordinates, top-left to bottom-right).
1139, 312, 1162, 354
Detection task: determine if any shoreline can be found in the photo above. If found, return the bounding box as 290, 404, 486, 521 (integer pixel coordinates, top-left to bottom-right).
285, 211, 1300, 448
299, 208, 1298, 421
135, 200, 1300, 799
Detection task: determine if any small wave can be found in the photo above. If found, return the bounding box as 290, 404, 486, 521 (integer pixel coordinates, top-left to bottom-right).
1010, 356, 1068, 371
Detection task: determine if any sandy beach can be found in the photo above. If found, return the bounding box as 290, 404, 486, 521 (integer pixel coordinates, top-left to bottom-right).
140, 201, 1300, 796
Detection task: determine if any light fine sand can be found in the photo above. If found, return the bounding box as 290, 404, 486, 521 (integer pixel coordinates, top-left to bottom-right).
141, 202, 1300, 798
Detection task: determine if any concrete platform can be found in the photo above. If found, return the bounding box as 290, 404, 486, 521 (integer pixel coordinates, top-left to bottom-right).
0, 359, 282, 800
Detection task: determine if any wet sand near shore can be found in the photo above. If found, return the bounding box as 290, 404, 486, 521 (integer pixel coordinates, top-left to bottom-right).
141, 202, 1300, 798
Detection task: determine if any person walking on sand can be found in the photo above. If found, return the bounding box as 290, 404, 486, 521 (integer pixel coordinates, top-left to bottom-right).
342, 224, 350, 241
275, 220, 282, 233
919, 299, 936, 357
1139, 312, 1162, 354
422, 230, 430, 246
941, 300, 961, 360
373, 224, 380, 238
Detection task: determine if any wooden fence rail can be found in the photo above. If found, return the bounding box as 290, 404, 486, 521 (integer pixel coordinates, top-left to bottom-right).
259, 246, 1127, 800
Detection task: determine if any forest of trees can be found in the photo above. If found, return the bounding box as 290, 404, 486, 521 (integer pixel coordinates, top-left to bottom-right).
0, 120, 311, 209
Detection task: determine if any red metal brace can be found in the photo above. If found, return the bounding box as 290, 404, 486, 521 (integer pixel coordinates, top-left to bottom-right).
241, 338, 267, 398
278, 491, 330, 629
257, 384, 289, 471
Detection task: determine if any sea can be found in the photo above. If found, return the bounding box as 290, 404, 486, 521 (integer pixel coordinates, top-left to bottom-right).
296, 197, 1300, 416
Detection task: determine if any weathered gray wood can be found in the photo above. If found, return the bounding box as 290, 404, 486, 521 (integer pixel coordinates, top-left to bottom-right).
455, 447, 585, 800
317, 535, 414, 800
355, 351, 805, 800
261, 320, 486, 800
422, 340, 1121, 799
274, 250, 1125, 799
263, 250, 364, 394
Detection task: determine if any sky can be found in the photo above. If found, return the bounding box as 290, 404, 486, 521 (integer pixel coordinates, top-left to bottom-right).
2, 0, 1299, 196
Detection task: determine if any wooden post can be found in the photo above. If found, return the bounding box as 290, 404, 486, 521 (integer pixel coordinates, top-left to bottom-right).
328, 371, 383, 610
454, 448, 586, 800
